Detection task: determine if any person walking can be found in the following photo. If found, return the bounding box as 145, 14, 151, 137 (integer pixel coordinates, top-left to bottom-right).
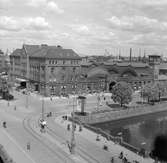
110, 156, 114, 163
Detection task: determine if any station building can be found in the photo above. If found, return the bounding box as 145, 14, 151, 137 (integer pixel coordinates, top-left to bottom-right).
80, 61, 154, 92
10, 44, 167, 96
10, 44, 82, 96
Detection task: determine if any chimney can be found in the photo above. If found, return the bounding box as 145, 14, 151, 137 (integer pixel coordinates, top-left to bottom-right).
130, 48, 132, 62
57, 45, 62, 48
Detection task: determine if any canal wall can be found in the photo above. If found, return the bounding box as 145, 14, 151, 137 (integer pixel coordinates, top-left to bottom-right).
74, 102, 167, 125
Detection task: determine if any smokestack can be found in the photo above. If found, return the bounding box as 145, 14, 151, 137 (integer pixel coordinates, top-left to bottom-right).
130, 48, 132, 62
119, 48, 121, 59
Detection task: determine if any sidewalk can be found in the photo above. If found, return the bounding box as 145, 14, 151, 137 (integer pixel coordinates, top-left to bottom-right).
0, 128, 36, 163
54, 115, 154, 163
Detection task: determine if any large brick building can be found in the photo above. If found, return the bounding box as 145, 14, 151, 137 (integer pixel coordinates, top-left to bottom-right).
10, 44, 82, 96
10, 44, 166, 96
80, 61, 154, 92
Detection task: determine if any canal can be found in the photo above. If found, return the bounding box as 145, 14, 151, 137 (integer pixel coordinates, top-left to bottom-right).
93, 110, 167, 152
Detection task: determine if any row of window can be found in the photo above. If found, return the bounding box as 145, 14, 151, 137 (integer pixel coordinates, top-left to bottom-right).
50, 67, 76, 73
49, 60, 79, 65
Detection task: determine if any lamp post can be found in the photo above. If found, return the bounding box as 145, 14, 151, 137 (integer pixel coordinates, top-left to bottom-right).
97, 94, 100, 110
40, 83, 45, 133
70, 84, 76, 154
26, 81, 29, 108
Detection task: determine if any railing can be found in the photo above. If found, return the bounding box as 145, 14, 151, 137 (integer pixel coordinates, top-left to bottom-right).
71, 117, 141, 154
74, 102, 167, 124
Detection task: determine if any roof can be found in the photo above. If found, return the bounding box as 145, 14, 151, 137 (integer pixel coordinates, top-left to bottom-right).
11, 44, 81, 59
158, 63, 167, 70
104, 61, 149, 68
87, 67, 109, 78
10, 49, 22, 57
27, 44, 80, 59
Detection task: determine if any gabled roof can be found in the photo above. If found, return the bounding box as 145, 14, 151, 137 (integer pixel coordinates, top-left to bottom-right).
23, 44, 41, 56
11, 44, 81, 59
10, 49, 22, 57
26, 44, 80, 59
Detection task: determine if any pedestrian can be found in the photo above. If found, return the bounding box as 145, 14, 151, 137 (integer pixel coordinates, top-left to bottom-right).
96, 134, 100, 141
119, 151, 123, 159
110, 156, 114, 163
27, 142, 30, 150
79, 125, 82, 132
67, 124, 70, 131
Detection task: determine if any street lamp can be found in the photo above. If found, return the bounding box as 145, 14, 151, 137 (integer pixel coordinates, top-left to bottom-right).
69, 84, 76, 154
26, 81, 29, 108
40, 83, 46, 133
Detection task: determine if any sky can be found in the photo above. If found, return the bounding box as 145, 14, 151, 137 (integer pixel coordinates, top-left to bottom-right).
0, 0, 167, 56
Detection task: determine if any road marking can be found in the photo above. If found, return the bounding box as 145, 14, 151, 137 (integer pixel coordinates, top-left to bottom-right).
2, 130, 37, 163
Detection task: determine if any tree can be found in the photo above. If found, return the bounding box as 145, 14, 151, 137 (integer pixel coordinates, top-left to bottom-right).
141, 83, 160, 104
111, 82, 133, 107
155, 82, 166, 101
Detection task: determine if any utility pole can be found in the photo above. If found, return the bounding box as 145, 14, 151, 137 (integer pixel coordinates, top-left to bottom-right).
42, 86, 44, 121
40, 83, 45, 133
24, 44, 29, 109
70, 85, 76, 154
26, 82, 29, 108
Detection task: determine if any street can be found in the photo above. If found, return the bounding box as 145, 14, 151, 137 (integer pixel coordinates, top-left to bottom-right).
0, 90, 153, 163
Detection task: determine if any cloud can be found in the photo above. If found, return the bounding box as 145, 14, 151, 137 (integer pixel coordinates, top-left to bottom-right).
47, 1, 64, 14
70, 24, 90, 34
107, 15, 167, 34
25, 17, 51, 30
27, 0, 47, 7
0, 16, 51, 32
27, 0, 64, 14
0, 0, 12, 9
0, 16, 21, 31
126, 33, 167, 48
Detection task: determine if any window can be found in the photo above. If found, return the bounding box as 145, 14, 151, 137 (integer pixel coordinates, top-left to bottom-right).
51, 67, 54, 73
63, 60, 66, 64
52, 60, 54, 64
55, 60, 57, 64
62, 75, 65, 81
73, 67, 76, 72
49, 60, 51, 64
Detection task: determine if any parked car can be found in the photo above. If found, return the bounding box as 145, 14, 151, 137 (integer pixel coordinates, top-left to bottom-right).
3, 94, 14, 100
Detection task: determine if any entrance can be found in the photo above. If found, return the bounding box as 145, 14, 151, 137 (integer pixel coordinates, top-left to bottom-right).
20, 81, 26, 88
109, 81, 116, 91
35, 84, 39, 91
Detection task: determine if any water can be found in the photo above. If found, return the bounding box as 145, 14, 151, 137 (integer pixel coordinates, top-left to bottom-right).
93, 111, 167, 152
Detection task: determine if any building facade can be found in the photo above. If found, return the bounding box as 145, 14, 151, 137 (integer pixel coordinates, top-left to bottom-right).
10, 45, 166, 96
0, 50, 10, 74
10, 44, 82, 96
80, 61, 154, 92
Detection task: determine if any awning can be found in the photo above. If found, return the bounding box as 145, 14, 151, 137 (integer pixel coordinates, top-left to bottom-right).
16, 78, 27, 82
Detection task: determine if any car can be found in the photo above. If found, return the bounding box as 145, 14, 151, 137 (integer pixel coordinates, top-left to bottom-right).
4, 94, 14, 100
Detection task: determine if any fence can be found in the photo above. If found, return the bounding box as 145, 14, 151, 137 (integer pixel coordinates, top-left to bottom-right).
74, 102, 167, 124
